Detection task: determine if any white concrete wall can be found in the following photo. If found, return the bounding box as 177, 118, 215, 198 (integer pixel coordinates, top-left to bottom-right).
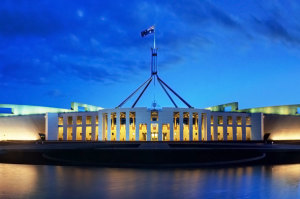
251, 113, 264, 140
0, 114, 44, 140
46, 113, 58, 140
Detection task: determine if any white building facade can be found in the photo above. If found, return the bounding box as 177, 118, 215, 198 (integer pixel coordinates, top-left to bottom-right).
45, 107, 263, 141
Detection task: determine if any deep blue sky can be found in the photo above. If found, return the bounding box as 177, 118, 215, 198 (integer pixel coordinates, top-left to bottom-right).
1, 0, 300, 109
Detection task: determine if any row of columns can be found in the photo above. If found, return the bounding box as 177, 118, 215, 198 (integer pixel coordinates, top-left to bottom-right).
60, 114, 98, 141
98, 109, 211, 141
211, 114, 251, 141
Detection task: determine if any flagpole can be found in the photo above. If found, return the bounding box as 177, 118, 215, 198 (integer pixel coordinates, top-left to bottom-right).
153, 28, 156, 49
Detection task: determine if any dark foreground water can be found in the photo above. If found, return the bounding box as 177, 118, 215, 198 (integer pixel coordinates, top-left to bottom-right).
1, 163, 300, 199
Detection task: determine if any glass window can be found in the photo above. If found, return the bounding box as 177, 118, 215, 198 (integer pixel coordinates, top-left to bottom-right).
151, 111, 158, 121
246, 117, 251, 125
218, 116, 223, 125
67, 116, 73, 125
77, 116, 82, 125
246, 127, 251, 140
58, 127, 63, 140
227, 116, 232, 125
130, 112, 136, 124
120, 112, 126, 125
86, 126, 92, 140
211, 116, 214, 124
237, 116, 242, 125
58, 117, 63, 125
86, 116, 92, 125
67, 127, 72, 140
96, 116, 99, 124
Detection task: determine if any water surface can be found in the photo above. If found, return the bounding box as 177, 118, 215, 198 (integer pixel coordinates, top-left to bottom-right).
1, 163, 300, 199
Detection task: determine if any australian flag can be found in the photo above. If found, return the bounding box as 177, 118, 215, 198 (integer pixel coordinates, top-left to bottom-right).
141, 26, 155, 37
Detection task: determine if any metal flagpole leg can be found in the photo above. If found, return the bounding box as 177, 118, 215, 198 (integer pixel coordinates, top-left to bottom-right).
157, 76, 193, 108
116, 77, 152, 108
132, 77, 153, 108
157, 77, 178, 108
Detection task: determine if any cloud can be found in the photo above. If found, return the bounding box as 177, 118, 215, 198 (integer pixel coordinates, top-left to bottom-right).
1, 0, 299, 88
252, 16, 300, 45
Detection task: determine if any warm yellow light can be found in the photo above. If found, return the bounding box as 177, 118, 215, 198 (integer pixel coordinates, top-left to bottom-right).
269, 130, 300, 140
0, 133, 39, 141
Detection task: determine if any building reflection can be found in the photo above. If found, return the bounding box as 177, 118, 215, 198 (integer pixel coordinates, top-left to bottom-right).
1, 163, 300, 198
0, 163, 38, 197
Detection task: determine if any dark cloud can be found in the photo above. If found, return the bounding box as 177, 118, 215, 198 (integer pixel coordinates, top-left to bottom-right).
0, 10, 65, 36
0, 59, 51, 85
253, 16, 300, 45
208, 4, 240, 29
1, 0, 299, 88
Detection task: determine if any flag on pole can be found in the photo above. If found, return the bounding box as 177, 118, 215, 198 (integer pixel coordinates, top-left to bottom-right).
141, 26, 155, 37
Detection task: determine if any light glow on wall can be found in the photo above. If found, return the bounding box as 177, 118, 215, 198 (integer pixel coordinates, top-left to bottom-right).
0, 115, 43, 141
0, 134, 39, 141
269, 130, 300, 140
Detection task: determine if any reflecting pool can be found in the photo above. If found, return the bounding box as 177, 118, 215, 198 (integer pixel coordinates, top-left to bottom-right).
1, 163, 300, 199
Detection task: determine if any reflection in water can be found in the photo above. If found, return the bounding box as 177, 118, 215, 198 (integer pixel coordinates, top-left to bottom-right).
0, 163, 38, 198
0, 163, 300, 199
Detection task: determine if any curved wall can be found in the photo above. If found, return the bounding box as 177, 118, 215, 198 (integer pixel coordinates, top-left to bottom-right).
264, 114, 300, 140
0, 114, 44, 140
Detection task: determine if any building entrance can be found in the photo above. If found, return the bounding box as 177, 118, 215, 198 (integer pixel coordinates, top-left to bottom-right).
139, 124, 147, 141
151, 123, 158, 141
162, 124, 170, 141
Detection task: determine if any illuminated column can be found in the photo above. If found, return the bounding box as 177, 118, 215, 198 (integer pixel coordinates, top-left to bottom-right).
126, 111, 130, 141
45, 113, 59, 140
198, 112, 202, 141
116, 112, 120, 141
63, 116, 68, 140
206, 113, 211, 141
223, 118, 228, 141
179, 112, 183, 141
242, 116, 246, 140
213, 115, 218, 141
91, 115, 96, 140
107, 112, 111, 141
147, 113, 151, 141
170, 116, 174, 141
135, 111, 140, 141
189, 112, 193, 141
136, 122, 140, 141
98, 112, 103, 141
158, 121, 162, 141
82, 116, 86, 141
158, 111, 163, 141
232, 116, 237, 140
72, 116, 76, 141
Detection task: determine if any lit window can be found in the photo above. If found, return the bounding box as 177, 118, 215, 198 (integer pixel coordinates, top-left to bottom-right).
58, 117, 63, 125
96, 116, 99, 124
151, 111, 158, 121
120, 112, 126, 125
58, 127, 63, 140
86, 116, 92, 125
67, 116, 73, 125
237, 116, 242, 125
227, 116, 232, 125
77, 116, 82, 125
211, 116, 214, 124
218, 116, 223, 125
246, 117, 251, 125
